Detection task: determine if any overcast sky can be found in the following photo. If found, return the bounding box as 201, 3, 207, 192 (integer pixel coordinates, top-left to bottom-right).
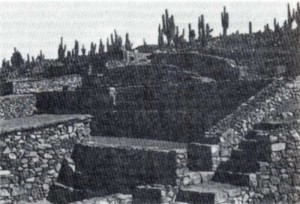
0, 0, 298, 60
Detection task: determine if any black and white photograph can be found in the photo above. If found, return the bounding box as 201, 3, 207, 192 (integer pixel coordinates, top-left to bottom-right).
1, 1, 300, 203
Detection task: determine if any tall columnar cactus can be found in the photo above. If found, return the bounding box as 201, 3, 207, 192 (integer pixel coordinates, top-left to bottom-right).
296, 2, 300, 28
221, 6, 229, 36
89, 42, 97, 56
125, 33, 133, 51
198, 15, 210, 46
81, 45, 86, 56
249, 22, 252, 34
274, 18, 280, 32
158, 24, 164, 47
188, 23, 196, 44
106, 38, 110, 52
206, 23, 213, 39
264, 24, 271, 33
26, 54, 30, 64
37, 50, 44, 62
74, 40, 79, 57
287, 3, 296, 30
58, 37, 67, 60
107, 30, 123, 52
161, 9, 176, 47
99, 39, 104, 53
173, 26, 187, 50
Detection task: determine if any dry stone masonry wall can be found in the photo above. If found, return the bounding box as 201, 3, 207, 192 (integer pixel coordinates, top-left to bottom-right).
249, 124, 300, 203
205, 77, 297, 161
12, 74, 82, 94
0, 115, 91, 203
0, 94, 36, 120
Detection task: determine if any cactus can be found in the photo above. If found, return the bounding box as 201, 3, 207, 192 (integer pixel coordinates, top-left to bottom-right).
249, 22, 252, 34
274, 18, 280, 32
198, 16, 202, 41
161, 9, 176, 47
158, 24, 164, 47
89, 42, 97, 55
296, 2, 300, 28
198, 15, 212, 46
58, 37, 67, 60
206, 23, 213, 39
287, 3, 295, 29
11, 48, 24, 67
125, 33, 132, 51
107, 30, 123, 52
188, 23, 196, 44
81, 45, 86, 56
27, 54, 30, 64
37, 50, 44, 62
67, 51, 71, 58
264, 24, 271, 33
74, 40, 79, 57
99, 39, 104, 53
221, 6, 229, 36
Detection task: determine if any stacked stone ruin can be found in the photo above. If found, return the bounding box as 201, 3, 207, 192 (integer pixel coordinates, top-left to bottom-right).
1, 69, 300, 204
0, 77, 91, 203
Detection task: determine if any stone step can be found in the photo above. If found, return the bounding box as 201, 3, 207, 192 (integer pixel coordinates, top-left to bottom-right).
132, 184, 177, 204
213, 171, 255, 187
177, 182, 245, 204
244, 130, 269, 141
253, 122, 287, 130
176, 189, 215, 204
0, 94, 36, 120
239, 139, 270, 151
47, 182, 89, 204
217, 160, 260, 173
231, 149, 271, 162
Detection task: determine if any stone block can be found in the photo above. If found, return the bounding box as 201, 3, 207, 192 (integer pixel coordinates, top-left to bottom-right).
132, 185, 165, 204
271, 143, 286, 152
188, 143, 219, 171
176, 189, 215, 204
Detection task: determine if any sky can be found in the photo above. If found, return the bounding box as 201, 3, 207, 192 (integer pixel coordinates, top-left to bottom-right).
0, 0, 299, 60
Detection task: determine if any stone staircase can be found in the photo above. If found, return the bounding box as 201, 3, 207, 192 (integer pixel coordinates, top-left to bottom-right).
213, 124, 276, 187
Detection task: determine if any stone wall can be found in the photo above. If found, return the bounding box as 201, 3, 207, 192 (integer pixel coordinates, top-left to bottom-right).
0, 94, 36, 120
205, 77, 297, 161
250, 124, 300, 203
12, 74, 82, 94
69, 143, 188, 195
36, 80, 270, 142
0, 115, 91, 203
151, 53, 239, 80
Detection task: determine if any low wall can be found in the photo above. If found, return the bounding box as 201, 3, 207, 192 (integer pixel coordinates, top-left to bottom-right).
0, 114, 91, 203
12, 74, 82, 94
205, 77, 299, 161
151, 52, 239, 80
69, 143, 187, 195
0, 94, 36, 120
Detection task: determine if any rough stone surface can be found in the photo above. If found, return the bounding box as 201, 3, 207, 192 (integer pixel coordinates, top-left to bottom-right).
0, 94, 36, 120
0, 116, 91, 203
12, 74, 82, 94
